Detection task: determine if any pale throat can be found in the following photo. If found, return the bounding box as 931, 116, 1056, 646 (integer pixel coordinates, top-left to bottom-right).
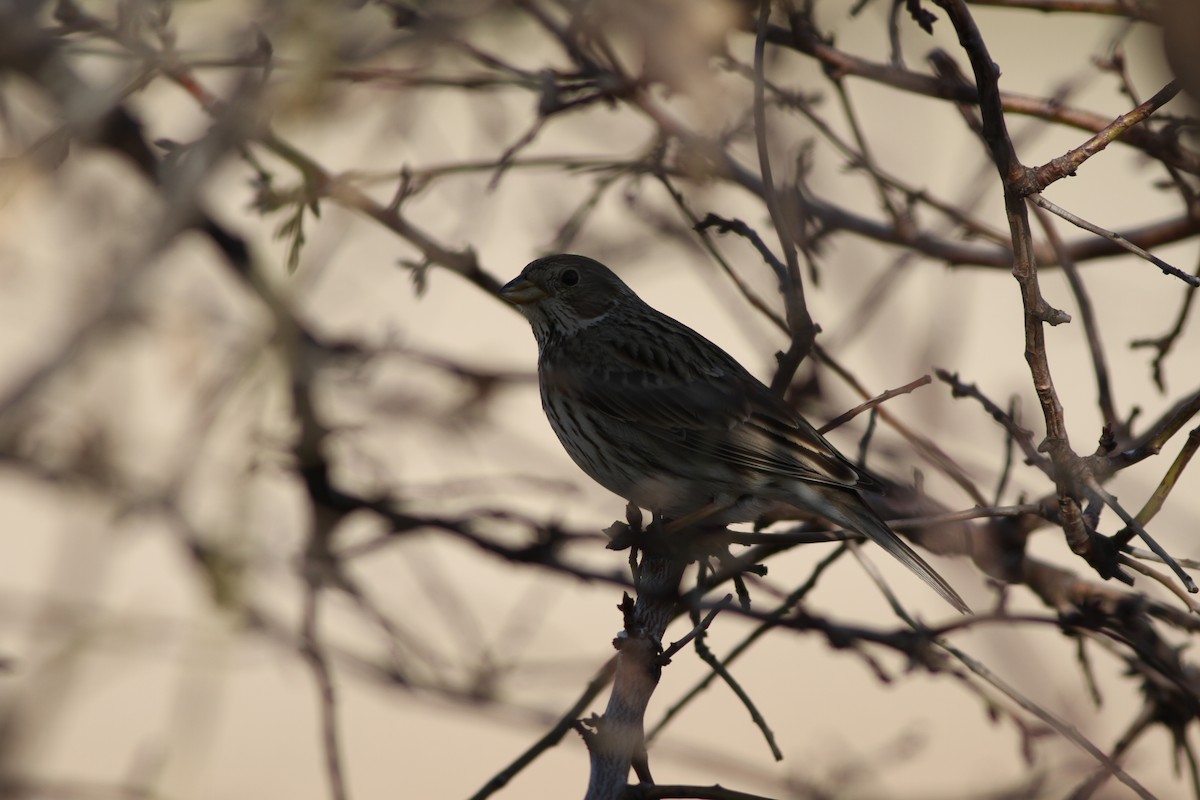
532, 301, 617, 346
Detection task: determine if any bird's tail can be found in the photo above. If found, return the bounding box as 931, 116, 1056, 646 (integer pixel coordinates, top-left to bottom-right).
800, 486, 971, 614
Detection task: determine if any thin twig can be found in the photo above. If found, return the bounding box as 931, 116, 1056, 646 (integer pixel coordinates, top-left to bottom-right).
301, 581, 351, 800
469, 658, 618, 800
1118, 554, 1200, 613
818, 374, 931, 434
1084, 476, 1197, 592
1029, 202, 1120, 431
1125, 546, 1200, 571
936, 637, 1156, 799
650, 545, 850, 742
820, 351, 988, 505
685, 598, 784, 762
1029, 193, 1199, 286
1028, 80, 1181, 191
1128, 425, 1200, 529
753, 0, 815, 389
662, 595, 732, 661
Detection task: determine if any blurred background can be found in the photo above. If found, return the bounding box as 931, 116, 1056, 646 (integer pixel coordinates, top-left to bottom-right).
1, 1, 1199, 798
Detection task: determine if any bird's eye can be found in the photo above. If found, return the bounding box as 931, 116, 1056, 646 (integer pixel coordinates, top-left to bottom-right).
561, 269, 579, 287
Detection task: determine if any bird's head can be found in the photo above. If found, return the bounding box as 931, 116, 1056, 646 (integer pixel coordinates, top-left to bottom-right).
501, 254, 637, 344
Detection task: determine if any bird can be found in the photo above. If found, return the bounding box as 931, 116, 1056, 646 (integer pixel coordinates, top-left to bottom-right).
501, 253, 969, 613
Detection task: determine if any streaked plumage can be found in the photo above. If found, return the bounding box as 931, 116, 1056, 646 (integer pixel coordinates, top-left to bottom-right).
502, 254, 968, 613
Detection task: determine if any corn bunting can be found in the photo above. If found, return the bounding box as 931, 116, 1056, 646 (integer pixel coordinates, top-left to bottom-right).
502, 254, 968, 613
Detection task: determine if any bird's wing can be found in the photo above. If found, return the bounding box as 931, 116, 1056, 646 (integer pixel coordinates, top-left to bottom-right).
545, 313, 870, 490
704, 411, 868, 490
543, 314, 758, 430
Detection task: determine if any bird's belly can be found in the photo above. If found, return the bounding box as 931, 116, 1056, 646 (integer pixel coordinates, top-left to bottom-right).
543, 396, 772, 523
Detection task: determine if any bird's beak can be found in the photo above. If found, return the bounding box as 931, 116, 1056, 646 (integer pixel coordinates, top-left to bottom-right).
500, 275, 548, 305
